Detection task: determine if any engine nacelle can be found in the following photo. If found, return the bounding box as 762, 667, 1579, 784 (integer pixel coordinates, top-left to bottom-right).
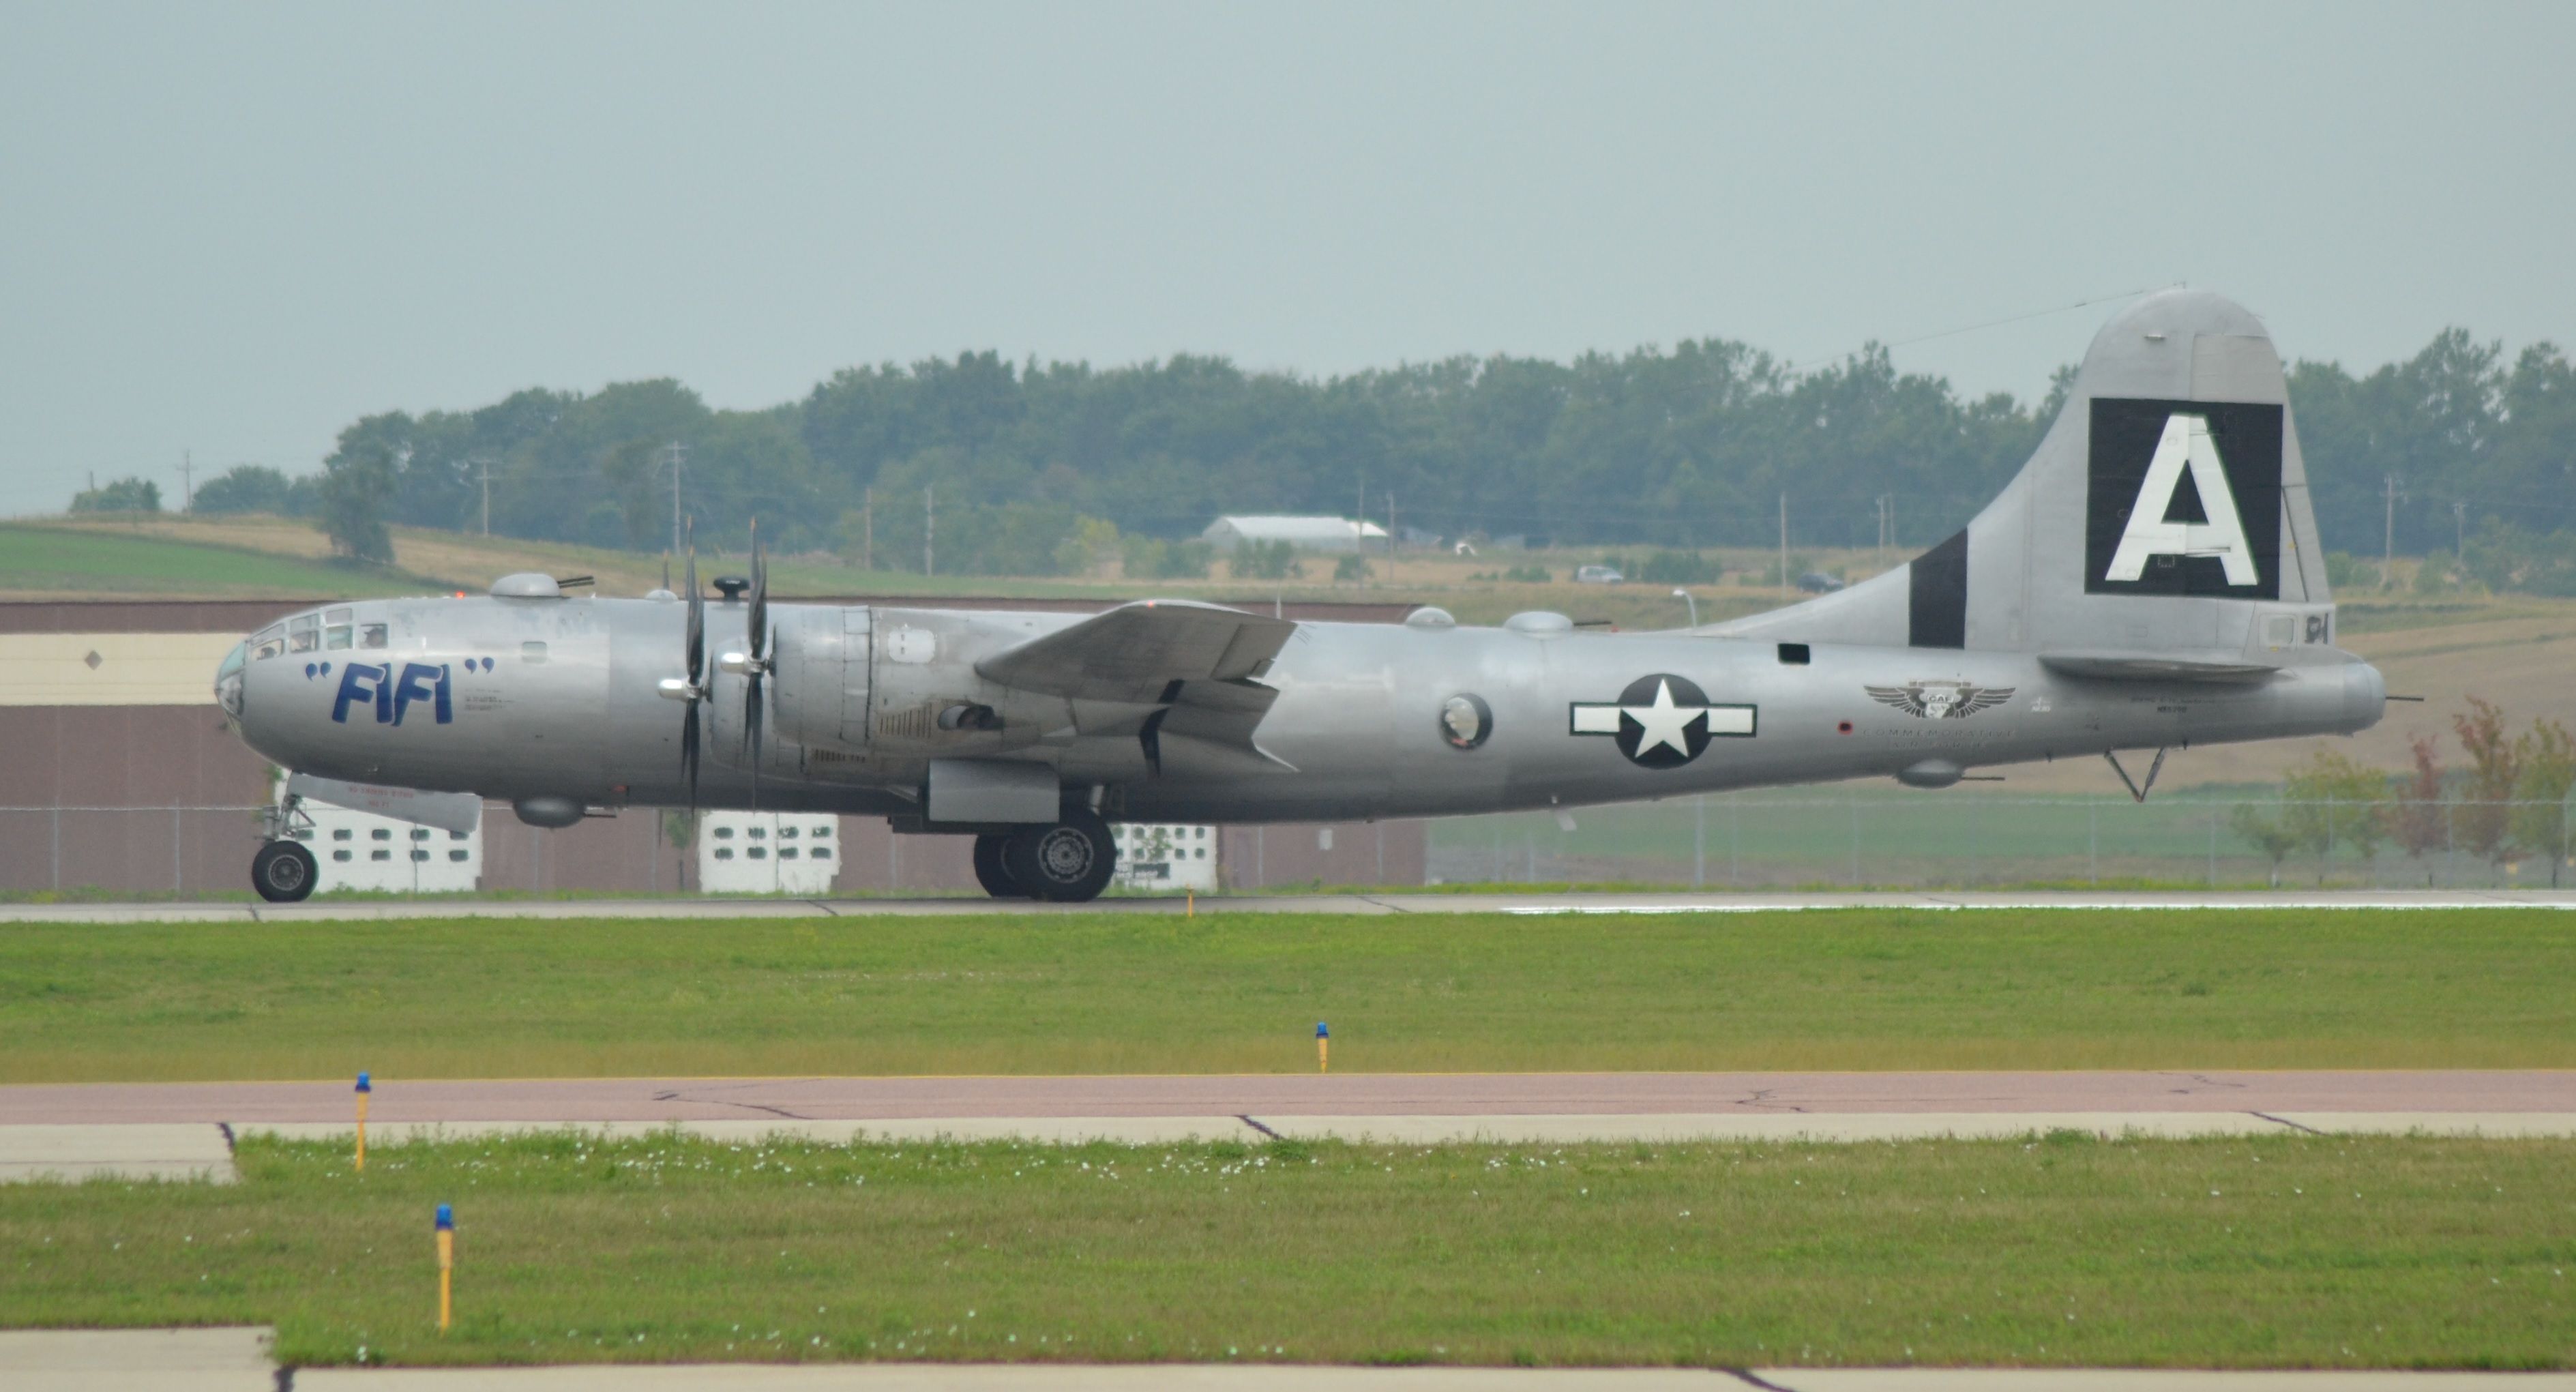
747, 605, 1067, 767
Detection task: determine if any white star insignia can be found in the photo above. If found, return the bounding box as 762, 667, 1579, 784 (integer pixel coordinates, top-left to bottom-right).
1625, 678, 1703, 758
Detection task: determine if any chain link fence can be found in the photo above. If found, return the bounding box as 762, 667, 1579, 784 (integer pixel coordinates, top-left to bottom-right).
1426, 795, 2576, 890
3, 796, 2570, 896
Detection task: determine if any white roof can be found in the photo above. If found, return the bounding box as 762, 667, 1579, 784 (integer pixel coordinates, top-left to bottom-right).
1204, 515, 1389, 542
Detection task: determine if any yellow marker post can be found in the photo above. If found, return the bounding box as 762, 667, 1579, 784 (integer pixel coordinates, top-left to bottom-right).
435, 1204, 454, 1333
1187, 889, 1195, 918
354, 1072, 371, 1172
1316, 1021, 1329, 1073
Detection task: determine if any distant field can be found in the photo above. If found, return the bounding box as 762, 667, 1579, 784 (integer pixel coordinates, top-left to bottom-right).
3, 1130, 2570, 1369
1, 909, 2569, 1080
0, 524, 432, 597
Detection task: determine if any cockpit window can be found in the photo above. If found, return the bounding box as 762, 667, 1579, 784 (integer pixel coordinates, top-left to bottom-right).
252, 625, 284, 661
324, 624, 353, 650
287, 613, 319, 653
324, 607, 353, 624
359, 623, 388, 649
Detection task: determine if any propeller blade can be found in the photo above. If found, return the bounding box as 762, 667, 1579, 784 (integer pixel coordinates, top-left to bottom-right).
683, 522, 704, 685
747, 518, 768, 665
681, 517, 704, 810
681, 700, 700, 812
744, 518, 769, 810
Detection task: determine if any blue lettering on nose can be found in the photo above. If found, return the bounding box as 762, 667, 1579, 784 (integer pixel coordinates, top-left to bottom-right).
390, 662, 452, 726
331, 664, 391, 724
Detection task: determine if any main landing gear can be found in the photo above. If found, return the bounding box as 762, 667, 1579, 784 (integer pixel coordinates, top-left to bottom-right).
250, 794, 319, 903
973, 808, 1118, 903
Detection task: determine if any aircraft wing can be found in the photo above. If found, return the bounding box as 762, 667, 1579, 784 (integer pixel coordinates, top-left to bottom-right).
974, 599, 1297, 705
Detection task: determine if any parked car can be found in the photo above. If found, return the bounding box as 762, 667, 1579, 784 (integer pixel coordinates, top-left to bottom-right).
1574, 564, 1625, 584
1796, 570, 1846, 594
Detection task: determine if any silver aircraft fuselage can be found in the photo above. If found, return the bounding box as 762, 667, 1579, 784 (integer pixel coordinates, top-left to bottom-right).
223, 590, 2384, 825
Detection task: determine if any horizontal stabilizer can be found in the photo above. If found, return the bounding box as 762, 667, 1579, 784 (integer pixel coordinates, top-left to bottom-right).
2037, 650, 2283, 683
976, 600, 1297, 704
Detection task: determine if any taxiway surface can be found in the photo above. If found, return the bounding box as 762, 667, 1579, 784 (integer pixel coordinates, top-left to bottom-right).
4, 888, 2573, 924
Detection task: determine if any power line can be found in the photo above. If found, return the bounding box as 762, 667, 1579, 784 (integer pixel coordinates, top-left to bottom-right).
1786, 284, 2178, 375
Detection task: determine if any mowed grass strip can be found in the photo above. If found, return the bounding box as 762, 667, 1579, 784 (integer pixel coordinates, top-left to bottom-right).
3, 1131, 2571, 1369
3, 910, 2573, 1080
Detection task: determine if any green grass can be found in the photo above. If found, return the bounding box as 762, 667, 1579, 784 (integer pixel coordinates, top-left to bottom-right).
4, 1131, 2571, 1369
0, 524, 434, 597
3, 910, 2572, 1080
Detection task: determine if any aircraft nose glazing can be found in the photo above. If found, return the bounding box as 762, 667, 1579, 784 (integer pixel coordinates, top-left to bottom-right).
214, 640, 248, 719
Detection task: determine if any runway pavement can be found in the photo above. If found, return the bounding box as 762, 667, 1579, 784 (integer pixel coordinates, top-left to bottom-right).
12, 1329, 2576, 1391
3, 1069, 2566, 1181
3, 888, 2573, 923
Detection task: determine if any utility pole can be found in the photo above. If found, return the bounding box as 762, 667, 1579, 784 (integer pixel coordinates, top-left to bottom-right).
2381, 473, 2405, 589
1386, 491, 1396, 577
666, 441, 687, 557
861, 486, 873, 572
924, 485, 935, 577
1876, 493, 1890, 552
477, 458, 492, 536
177, 451, 194, 512
1778, 492, 1789, 597
2453, 499, 2466, 556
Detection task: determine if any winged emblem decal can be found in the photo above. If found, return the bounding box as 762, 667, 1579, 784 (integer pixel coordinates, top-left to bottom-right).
1865, 681, 2015, 720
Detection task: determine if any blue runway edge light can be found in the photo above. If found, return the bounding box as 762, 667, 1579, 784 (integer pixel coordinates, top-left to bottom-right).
1316, 1022, 1329, 1039
356, 1071, 372, 1093
436, 1203, 453, 1230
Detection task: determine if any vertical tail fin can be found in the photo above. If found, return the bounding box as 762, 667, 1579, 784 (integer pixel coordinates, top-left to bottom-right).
1717, 288, 2337, 665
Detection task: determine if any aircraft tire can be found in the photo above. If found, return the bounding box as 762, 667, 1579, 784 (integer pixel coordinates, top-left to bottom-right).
971, 833, 1028, 899
1001, 810, 1118, 903
251, 840, 319, 903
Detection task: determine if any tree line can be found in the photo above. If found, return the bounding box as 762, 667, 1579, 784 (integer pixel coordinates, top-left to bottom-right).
2233, 698, 2576, 886
81, 322, 2576, 589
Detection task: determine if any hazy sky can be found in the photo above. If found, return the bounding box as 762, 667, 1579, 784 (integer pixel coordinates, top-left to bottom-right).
5, 1, 2570, 516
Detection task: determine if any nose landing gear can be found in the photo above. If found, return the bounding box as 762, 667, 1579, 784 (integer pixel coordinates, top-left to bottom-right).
973, 808, 1118, 902
250, 793, 319, 903
251, 840, 319, 902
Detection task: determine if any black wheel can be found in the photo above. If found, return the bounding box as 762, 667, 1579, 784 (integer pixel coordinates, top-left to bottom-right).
251, 840, 318, 903
1001, 808, 1118, 903
971, 833, 1027, 898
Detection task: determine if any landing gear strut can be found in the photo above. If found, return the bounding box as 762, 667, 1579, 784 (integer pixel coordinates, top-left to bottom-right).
251, 795, 319, 903
977, 808, 1119, 903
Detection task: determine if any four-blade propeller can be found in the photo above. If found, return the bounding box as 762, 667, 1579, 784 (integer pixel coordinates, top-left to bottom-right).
653, 521, 710, 809
715, 518, 776, 808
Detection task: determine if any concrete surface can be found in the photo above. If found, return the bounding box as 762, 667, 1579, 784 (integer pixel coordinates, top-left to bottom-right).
5, 889, 2575, 924
0, 1327, 273, 1391
6, 1072, 2565, 1183
0, 1121, 235, 1182
11, 1331, 2574, 1390
8, 1071, 2566, 1125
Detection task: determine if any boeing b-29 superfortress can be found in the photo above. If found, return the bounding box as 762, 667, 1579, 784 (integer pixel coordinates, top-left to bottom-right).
216, 291, 2384, 902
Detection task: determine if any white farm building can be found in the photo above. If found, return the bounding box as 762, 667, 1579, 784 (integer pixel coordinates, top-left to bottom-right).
1200, 516, 1389, 554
